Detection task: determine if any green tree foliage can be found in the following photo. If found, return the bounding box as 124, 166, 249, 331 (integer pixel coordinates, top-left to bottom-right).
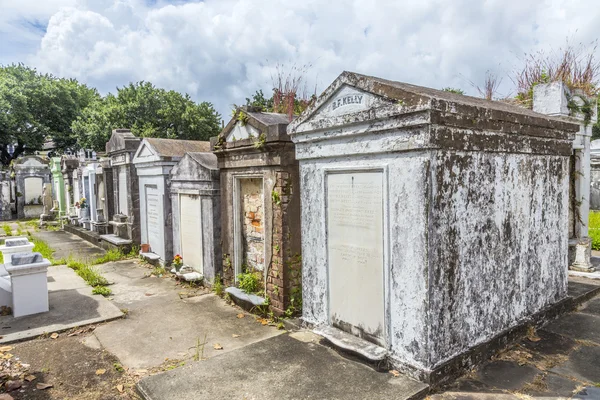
0, 64, 98, 166
73, 82, 222, 151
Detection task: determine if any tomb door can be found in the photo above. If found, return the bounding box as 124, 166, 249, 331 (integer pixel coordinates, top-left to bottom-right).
234, 177, 265, 279
145, 185, 162, 255
179, 194, 203, 273
326, 171, 386, 346
118, 167, 128, 215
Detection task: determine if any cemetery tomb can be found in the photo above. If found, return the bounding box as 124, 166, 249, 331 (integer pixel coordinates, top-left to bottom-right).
170, 152, 220, 283
0, 239, 50, 318
50, 157, 66, 219
287, 71, 580, 384
212, 107, 302, 316
133, 138, 211, 265
60, 156, 80, 224
14, 156, 51, 219
100, 129, 141, 247
0, 171, 11, 221
533, 82, 598, 272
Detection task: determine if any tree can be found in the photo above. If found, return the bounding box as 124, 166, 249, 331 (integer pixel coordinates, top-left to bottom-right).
73, 82, 222, 151
0, 64, 99, 166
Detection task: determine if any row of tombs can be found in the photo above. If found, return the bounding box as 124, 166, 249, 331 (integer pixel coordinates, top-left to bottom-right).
3, 72, 600, 385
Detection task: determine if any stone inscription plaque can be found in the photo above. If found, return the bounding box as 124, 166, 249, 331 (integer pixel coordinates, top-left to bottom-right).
327, 171, 385, 343
146, 186, 161, 252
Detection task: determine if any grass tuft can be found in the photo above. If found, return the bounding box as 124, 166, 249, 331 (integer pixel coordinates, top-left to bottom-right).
92, 286, 112, 296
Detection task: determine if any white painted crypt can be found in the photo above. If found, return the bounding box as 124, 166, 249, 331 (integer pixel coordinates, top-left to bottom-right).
288, 72, 580, 384
133, 138, 211, 265
170, 152, 221, 283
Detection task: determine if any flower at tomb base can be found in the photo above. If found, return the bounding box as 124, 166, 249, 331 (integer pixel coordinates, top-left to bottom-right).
172, 254, 183, 271
79, 197, 88, 209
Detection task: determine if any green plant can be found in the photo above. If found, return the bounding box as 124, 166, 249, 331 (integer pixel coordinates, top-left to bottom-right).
589, 211, 600, 250
213, 275, 224, 296
2, 224, 12, 236
151, 266, 166, 277
91, 248, 127, 265
271, 190, 281, 206
442, 87, 465, 95
92, 286, 112, 296
31, 237, 55, 262
236, 110, 249, 126
113, 363, 124, 372
223, 254, 232, 270
237, 271, 261, 294
68, 260, 109, 287
253, 133, 266, 150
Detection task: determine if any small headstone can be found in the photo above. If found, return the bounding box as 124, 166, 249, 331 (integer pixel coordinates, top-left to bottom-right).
5, 239, 29, 247
11, 252, 42, 266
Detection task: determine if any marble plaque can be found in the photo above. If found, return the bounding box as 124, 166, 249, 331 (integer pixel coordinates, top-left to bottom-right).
146, 186, 161, 252
327, 171, 385, 342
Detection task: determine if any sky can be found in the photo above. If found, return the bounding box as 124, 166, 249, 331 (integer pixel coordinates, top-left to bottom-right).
1, 0, 599, 118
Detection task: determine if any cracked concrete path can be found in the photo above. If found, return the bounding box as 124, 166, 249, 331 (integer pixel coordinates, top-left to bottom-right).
93, 259, 283, 370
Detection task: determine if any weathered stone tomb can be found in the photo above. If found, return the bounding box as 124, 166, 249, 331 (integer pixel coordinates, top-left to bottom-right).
49, 157, 66, 220
100, 129, 141, 247
133, 138, 211, 265
287, 72, 579, 384
211, 107, 302, 315
170, 152, 220, 283
14, 156, 51, 219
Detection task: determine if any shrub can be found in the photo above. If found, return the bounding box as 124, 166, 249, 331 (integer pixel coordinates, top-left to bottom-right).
237, 271, 261, 294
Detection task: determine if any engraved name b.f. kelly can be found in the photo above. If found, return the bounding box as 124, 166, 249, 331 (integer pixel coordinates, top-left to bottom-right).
331, 94, 363, 111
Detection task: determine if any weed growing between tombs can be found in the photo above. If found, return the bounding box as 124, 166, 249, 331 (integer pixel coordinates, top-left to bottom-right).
1, 224, 11, 236
91, 246, 138, 265
67, 260, 112, 297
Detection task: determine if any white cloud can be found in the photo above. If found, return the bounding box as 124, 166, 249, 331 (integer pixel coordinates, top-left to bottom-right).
4, 0, 600, 117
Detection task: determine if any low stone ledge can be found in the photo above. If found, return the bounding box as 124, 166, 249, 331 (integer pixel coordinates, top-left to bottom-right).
225, 287, 266, 310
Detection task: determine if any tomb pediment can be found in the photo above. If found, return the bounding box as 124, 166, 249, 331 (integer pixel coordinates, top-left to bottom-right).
289, 81, 397, 134
226, 121, 261, 142
170, 152, 217, 182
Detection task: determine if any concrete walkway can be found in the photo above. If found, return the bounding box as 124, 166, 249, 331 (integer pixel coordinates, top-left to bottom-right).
34, 229, 106, 262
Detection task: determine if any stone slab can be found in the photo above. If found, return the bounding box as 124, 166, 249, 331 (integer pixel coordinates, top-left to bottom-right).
519, 329, 577, 356
579, 297, 600, 316
550, 345, 600, 383
140, 252, 160, 261
93, 261, 282, 369
313, 325, 388, 361
0, 266, 123, 343
543, 313, 600, 343
474, 360, 541, 391
11, 252, 42, 265
137, 333, 429, 400
99, 234, 132, 246
574, 386, 600, 399
569, 270, 600, 280
567, 278, 600, 301
225, 286, 266, 307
